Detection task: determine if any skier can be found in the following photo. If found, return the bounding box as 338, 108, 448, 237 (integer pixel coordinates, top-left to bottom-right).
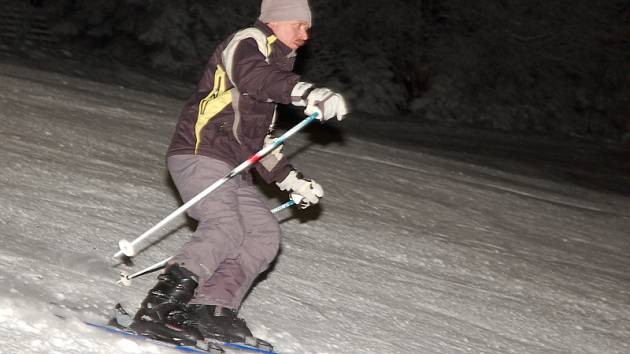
130, 0, 348, 345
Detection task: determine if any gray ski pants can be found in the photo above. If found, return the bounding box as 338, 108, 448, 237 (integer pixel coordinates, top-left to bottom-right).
166, 154, 281, 310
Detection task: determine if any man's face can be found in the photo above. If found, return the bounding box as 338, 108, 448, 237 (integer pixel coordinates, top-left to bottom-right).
268, 21, 310, 50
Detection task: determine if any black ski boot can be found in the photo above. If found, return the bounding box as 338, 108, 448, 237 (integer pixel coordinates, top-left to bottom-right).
130, 264, 199, 344
187, 305, 253, 343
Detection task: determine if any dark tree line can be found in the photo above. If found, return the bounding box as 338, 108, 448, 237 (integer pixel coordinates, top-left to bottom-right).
426, 0, 629, 139
22, 0, 630, 140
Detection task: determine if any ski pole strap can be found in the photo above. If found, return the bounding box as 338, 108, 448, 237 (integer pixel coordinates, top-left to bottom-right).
113, 114, 318, 259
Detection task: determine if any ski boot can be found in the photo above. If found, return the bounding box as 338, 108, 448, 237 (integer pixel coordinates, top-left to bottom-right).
185, 305, 273, 351
130, 264, 199, 345
187, 305, 252, 343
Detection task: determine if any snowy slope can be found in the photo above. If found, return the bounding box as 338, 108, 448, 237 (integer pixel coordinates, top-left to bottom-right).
1, 60, 629, 354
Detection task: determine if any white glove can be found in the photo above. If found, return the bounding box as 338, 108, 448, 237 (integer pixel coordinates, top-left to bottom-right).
276, 170, 324, 209
290, 82, 313, 107
291, 82, 348, 121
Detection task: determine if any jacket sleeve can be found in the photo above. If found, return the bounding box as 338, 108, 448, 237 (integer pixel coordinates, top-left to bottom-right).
255, 155, 293, 184
251, 132, 292, 184
229, 38, 300, 104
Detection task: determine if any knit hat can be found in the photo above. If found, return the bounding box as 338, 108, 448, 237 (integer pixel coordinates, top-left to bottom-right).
259, 0, 312, 25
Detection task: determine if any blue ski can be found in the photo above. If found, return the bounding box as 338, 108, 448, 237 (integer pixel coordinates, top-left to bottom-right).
83, 321, 223, 353
53, 312, 223, 353
54, 309, 278, 354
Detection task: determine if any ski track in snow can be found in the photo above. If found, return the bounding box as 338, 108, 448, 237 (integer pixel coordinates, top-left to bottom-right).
1, 61, 630, 353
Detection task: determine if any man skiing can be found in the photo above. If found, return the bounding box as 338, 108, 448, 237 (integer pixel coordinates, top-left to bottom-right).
130, 0, 348, 346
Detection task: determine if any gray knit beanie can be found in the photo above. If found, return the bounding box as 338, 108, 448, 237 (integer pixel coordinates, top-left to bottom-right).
259, 0, 312, 25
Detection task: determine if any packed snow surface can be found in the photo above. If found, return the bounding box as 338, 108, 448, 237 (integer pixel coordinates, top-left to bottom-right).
1, 60, 629, 354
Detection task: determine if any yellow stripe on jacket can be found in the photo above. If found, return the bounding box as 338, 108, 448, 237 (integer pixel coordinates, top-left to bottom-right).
195, 65, 233, 154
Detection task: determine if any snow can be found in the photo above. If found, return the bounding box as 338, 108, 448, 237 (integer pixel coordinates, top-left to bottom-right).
1, 59, 629, 354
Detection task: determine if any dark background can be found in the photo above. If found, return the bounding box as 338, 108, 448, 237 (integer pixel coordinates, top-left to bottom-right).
2, 0, 629, 142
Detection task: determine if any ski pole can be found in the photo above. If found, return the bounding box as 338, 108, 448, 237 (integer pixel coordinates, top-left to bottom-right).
118, 256, 173, 286
269, 197, 299, 213
117, 198, 301, 286
113, 113, 318, 259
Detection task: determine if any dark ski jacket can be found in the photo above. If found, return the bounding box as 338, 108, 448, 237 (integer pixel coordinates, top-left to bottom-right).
167, 21, 300, 183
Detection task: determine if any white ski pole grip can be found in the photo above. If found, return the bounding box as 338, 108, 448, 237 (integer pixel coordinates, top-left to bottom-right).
113, 113, 319, 259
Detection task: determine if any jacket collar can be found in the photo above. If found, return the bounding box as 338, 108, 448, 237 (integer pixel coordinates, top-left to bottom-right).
254, 20, 296, 57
